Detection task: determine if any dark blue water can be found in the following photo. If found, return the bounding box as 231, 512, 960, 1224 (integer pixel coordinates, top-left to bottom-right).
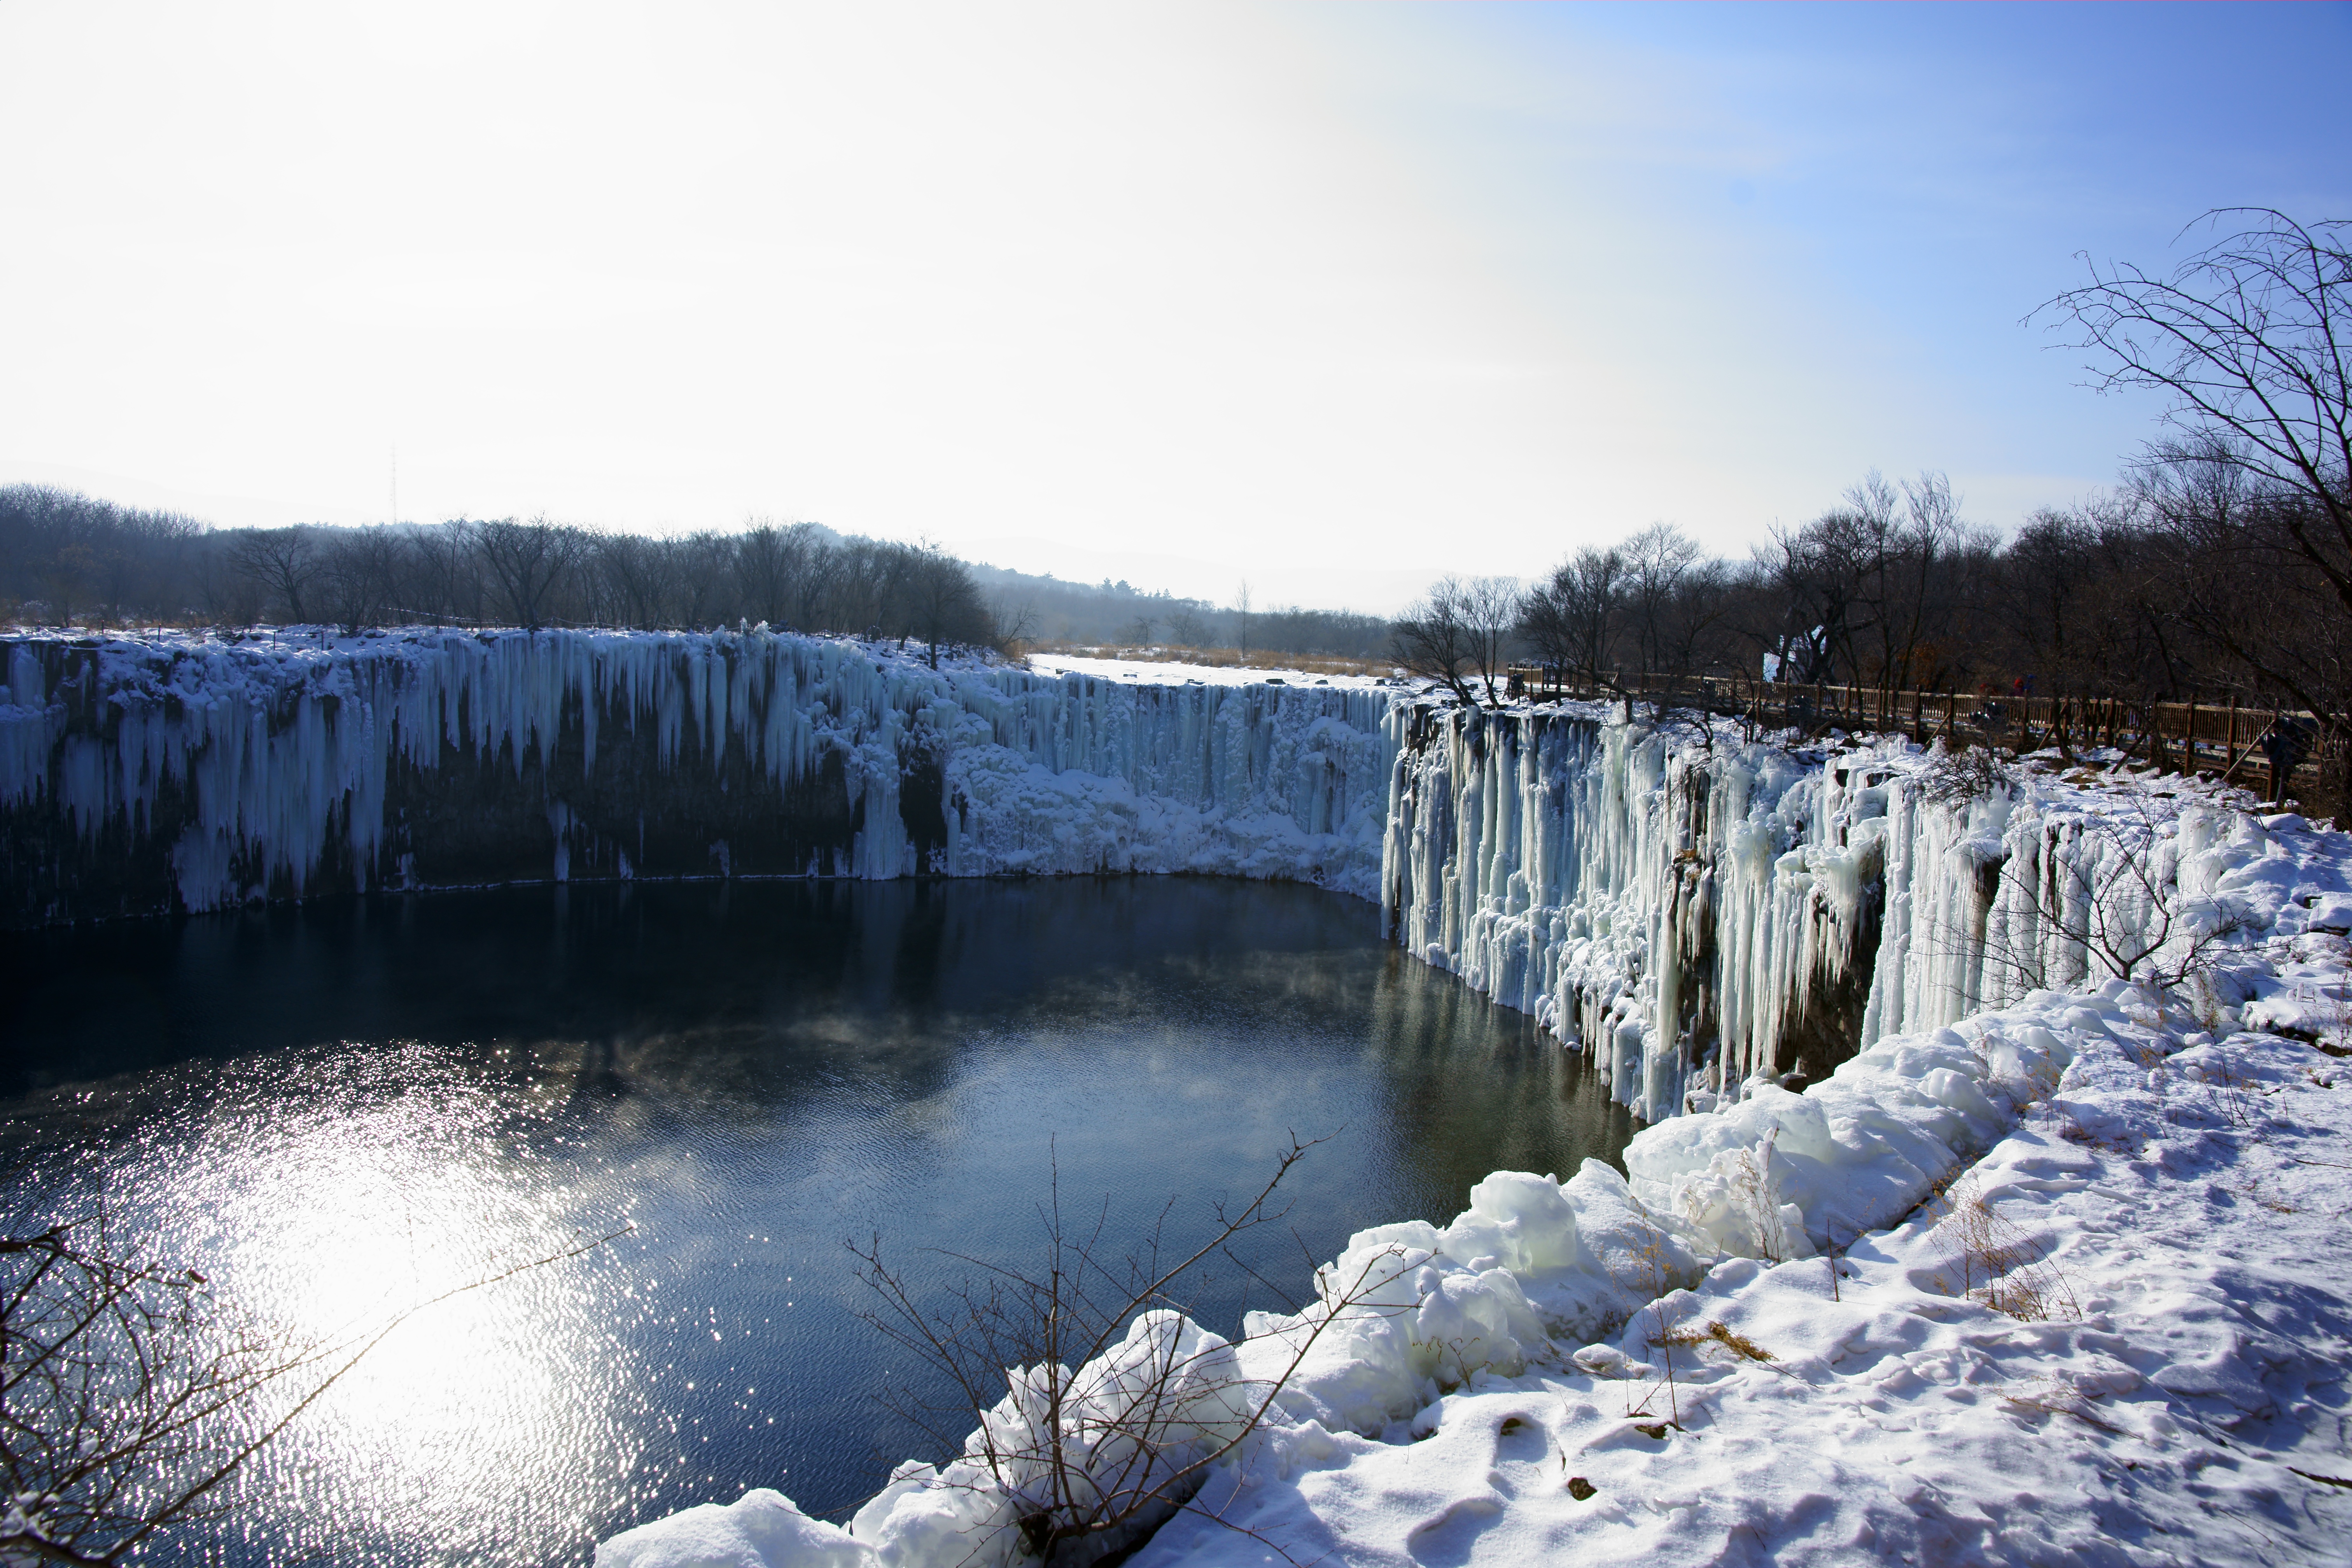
0, 878, 1633, 1564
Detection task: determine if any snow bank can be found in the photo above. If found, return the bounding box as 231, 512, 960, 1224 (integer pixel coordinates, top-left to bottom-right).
1138, 973, 2352, 1566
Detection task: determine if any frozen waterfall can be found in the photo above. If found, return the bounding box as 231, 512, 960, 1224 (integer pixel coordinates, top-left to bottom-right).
1381, 702, 2278, 1121
4, 627, 2268, 1130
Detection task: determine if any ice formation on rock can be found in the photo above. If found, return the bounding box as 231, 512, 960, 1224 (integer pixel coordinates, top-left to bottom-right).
6, 628, 2292, 1134
0, 629, 1394, 923
1380, 704, 2277, 1122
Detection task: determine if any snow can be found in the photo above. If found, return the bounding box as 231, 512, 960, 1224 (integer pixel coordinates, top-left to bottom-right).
1137, 982, 2352, 1567
1025, 653, 1400, 691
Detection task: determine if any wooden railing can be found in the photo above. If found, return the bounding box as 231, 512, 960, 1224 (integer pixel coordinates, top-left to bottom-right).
1501, 665, 2335, 804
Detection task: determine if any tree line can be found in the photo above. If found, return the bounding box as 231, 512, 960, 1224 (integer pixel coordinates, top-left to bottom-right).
1398, 210, 2351, 796
0, 489, 1404, 665
962, 566, 1393, 660
0, 503, 1001, 668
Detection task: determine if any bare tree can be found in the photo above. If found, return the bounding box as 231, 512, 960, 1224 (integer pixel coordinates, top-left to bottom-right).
228, 530, 324, 625
1621, 524, 1702, 684
592, 529, 680, 630
1519, 546, 1625, 694
902, 541, 995, 668
2039, 208, 2350, 566
473, 518, 583, 630
851, 1138, 1409, 1567
1459, 575, 1520, 706
398, 520, 480, 626
316, 527, 405, 634
2039, 209, 2352, 787
733, 522, 817, 628
1392, 577, 1483, 705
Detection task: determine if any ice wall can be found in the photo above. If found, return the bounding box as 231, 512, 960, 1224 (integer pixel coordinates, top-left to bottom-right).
0, 630, 1396, 926
1381, 702, 2268, 1120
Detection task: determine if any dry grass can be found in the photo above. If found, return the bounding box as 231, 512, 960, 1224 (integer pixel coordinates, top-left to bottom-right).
1929, 1175, 2080, 1322
1720, 1130, 1797, 1264
1656, 1320, 1776, 1363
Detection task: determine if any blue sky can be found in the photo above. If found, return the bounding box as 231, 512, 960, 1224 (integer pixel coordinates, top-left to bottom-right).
1298, 2, 2352, 533
1, 2, 2345, 610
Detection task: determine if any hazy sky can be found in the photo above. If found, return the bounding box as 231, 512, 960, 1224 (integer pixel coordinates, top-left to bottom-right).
3, 2, 2347, 611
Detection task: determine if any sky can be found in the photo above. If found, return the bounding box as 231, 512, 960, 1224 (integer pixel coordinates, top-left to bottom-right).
2, 2, 2347, 613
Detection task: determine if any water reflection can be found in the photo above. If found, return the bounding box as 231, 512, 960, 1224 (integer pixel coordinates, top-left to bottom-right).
0, 879, 1633, 1564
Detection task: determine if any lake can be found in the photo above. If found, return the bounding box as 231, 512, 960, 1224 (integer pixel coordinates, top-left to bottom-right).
0, 877, 1634, 1564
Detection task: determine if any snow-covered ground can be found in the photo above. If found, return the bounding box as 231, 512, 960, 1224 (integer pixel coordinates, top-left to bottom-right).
1134, 985, 2352, 1566
598, 740, 2352, 1568
1024, 652, 1404, 691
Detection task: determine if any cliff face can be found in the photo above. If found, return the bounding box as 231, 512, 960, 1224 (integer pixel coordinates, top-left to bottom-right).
1379, 707, 1891, 1122
0, 630, 1396, 928
1380, 703, 2256, 1120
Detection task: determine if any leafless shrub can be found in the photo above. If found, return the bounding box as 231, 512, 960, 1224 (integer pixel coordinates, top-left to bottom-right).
0, 1196, 618, 1566
1916, 741, 2017, 805
1956, 793, 2264, 1012
1719, 1129, 1794, 1266
2199, 1053, 2282, 1131
851, 1137, 1411, 1566
1618, 1204, 1690, 1430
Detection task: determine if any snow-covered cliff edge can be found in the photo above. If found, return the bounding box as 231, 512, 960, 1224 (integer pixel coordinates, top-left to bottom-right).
601, 735, 2352, 1568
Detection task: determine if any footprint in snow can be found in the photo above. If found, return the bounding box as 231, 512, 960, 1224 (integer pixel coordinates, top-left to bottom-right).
1403, 1491, 1507, 1566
